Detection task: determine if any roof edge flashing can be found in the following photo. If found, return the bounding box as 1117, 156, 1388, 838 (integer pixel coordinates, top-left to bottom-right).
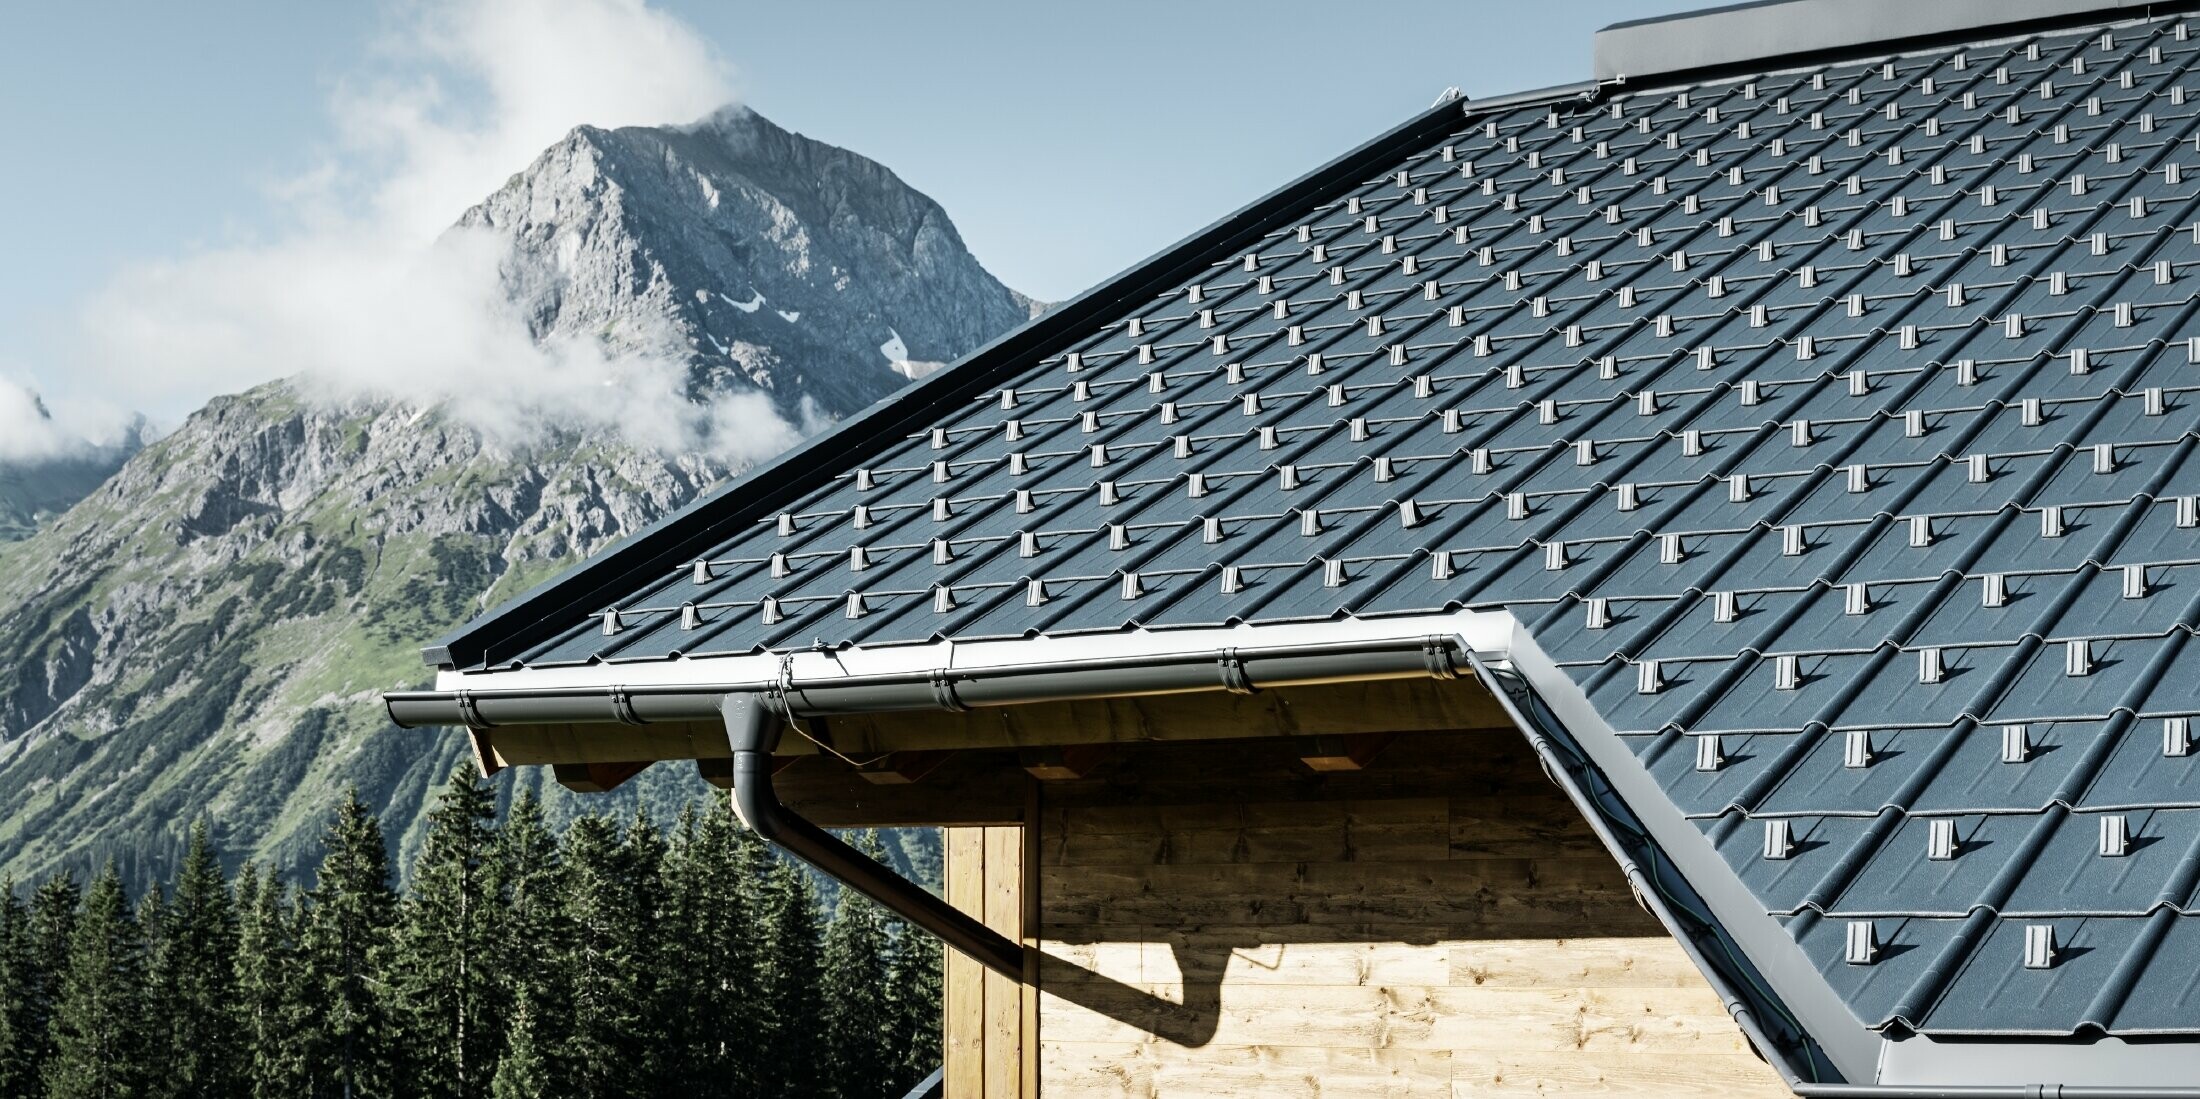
1594, 0, 2165, 84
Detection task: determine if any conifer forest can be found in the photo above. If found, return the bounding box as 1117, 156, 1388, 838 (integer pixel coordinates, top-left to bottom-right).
0, 767, 943, 1099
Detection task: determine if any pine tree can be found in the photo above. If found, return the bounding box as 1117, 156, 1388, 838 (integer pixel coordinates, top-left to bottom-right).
44, 862, 146, 1099
621, 809, 671, 1096
146, 820, 244, 1099
302, 789, 399, 1099
235, 866, 309, 1099
486, 992, 549, 1099
20, 872, 81, 1092
756, 852, 825, 1099
558, 815, 646, 1099
0, 877, 36, 1098
658, 799, 765, 1098
886, 921, 943, 1090
819, 831, 896, 1099
133, 882, 171, 1093
488, 793, 565, 1088
388, 766, 501, 1099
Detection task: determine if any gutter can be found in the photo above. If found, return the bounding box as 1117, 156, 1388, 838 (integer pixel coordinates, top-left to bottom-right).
383, 634, 1466, 728
1465, 654, 1828, 1089
1467, 655, 2200, 1099
390, 633, 1470, 986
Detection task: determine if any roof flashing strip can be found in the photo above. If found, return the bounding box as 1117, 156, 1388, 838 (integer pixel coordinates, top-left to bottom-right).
1594, 0, 2164, 83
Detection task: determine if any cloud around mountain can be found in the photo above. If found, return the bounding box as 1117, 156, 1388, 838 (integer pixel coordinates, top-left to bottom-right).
63, 0, 801, 464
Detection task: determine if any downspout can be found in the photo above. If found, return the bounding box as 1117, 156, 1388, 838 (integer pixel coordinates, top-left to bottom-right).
722, 692, 1026, 982
1467, 654, 2200, 1099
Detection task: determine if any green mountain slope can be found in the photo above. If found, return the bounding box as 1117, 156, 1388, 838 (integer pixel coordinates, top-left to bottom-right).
0, 108, 1025, 885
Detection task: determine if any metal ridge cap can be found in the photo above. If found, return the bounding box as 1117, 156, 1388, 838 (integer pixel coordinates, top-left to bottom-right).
1593, 0, 2190, 88
421, 86, 1496, 674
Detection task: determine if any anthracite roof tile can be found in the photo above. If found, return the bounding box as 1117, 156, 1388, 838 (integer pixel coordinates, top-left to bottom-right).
448, 10, 2200, 1044
1922, 916, 2157, 1035
1907, 719, 2124, 814
1998, 807, 2200, 915
1829, 810, 2048, 916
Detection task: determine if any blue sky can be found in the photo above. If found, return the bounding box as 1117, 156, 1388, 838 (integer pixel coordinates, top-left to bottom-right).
0, 0, 1696, 435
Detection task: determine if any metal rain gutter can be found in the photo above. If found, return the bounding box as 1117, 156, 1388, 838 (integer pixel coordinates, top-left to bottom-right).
383, 634, 1469, 728
1468, 654, 2200, 1099
389, 633, 1473, 986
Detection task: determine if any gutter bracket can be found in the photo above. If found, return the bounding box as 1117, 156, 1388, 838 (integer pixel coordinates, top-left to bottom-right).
454, 690, 489, 729
1420, 636, 1460, 680
1217, 648, 1255, 694
927, 669, 968, 712
607, 687, 642, 726
720, 692, 1027, 983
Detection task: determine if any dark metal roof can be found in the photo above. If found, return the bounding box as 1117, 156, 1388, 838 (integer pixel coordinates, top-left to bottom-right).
431, 5, 2200, 1055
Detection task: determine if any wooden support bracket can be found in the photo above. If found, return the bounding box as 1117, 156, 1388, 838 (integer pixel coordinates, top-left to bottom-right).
469, 729, 505, 778
551, 759, 654, 793
1296, 732, 1399, 772
856, 750, 953, 785
1019, 744, 1116, 781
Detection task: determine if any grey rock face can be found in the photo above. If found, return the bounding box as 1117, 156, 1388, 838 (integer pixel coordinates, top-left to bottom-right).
0, 106, 1028, 884
0, 432, 141, 543
462, 105, 1031, 419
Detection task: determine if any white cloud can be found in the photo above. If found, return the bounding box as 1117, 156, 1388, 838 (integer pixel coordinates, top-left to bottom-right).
61, 0, 791, 464
0, 378, 83, 464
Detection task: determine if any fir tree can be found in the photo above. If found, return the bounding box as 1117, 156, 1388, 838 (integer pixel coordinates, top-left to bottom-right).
132, 882, 170, 1093
486, 992, 549, 1099
235, 866, 309, 1099
0, 877, 36, 1098
820, 831, 897, 1099
488, 793, 565, 1087
302, 789, 399, 1099
658, 799, 765, 1098
558, 815, 647, 1099
44, 862, 145, 1099
620, 809, 671, 1095
756, 851, 826, 1099
887, 920, 944, 1091
388, 766, 501, 1099
146, 820, 243, 1099
19, 872, 81, 1092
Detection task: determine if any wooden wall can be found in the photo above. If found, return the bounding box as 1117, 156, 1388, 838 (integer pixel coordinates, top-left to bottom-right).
1023, 731, 1790, 1098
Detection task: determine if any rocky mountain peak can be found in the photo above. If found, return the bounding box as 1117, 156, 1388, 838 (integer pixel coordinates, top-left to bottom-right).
459, 104, 1032, 419
0, 107, 1034, 885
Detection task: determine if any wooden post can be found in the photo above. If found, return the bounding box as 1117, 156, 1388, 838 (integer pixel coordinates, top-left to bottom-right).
943, 823, 1033, 1099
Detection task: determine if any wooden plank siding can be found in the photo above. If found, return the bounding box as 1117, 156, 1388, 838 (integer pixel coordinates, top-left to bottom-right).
1022, 731, 1790, 1098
